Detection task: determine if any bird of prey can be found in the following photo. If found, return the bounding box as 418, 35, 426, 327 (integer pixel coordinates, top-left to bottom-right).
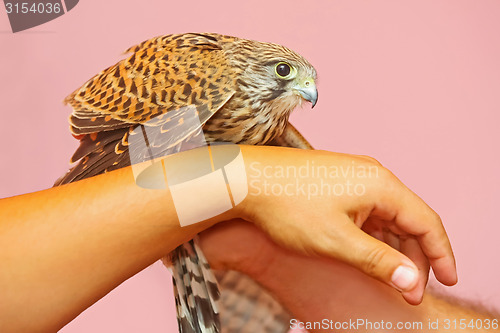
56, 32, 317, 333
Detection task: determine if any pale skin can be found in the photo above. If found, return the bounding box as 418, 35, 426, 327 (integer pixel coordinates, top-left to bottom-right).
0, 145, 464, 332
200, 221, 498, 333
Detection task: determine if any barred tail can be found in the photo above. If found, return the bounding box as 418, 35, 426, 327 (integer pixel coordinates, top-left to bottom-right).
163, 237, 221, 333
217, 270, 292, 333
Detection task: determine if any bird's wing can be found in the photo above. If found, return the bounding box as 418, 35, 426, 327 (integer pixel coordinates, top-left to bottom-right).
267, 122, 314, 149
56, 33, 236, 184
65, 33, 235, 136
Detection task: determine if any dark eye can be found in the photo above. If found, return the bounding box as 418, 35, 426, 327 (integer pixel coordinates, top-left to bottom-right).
275, 62, 291, 78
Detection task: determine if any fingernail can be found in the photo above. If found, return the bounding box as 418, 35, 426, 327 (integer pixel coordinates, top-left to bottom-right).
391, 265, 416, 290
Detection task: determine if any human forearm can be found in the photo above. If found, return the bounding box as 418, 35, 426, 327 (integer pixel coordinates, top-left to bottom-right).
0, 165, 228, 332
422, 293, 498, 333
0, 144, 459, 332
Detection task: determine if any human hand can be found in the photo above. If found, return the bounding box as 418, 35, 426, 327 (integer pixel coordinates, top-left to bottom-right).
232, 146, 457, 304
200, 221, 481, 333
199, 220, 419, 325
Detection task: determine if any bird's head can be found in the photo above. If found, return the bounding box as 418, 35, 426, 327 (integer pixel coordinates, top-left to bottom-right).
225, 38, 318, 118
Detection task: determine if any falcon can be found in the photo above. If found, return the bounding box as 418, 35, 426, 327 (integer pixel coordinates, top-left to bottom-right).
56, 32, 317, 333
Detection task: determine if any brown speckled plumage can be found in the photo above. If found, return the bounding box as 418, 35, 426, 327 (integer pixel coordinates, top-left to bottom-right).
56, 33, 317, 333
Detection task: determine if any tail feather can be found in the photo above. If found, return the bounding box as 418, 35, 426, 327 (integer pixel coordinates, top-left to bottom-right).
216, 271, 292, 333
164, 238, 221, 333
193, 240, 222, 313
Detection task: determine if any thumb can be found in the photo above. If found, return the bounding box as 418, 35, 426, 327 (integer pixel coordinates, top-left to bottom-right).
326, 216, 419, 292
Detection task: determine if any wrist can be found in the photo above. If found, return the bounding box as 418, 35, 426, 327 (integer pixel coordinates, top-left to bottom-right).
228, 144, 264, 222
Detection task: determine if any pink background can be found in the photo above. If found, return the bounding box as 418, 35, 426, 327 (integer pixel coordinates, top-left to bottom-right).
1, 0, 499, 331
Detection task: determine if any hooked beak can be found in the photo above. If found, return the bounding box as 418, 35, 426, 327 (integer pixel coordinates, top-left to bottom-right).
294, 78, 318, 108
